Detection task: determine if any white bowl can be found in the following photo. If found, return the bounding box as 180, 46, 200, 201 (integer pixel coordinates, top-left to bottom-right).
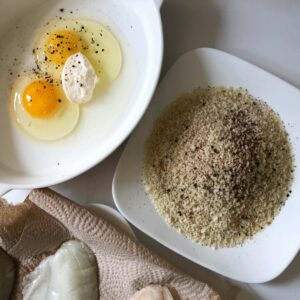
113, 48, 300, 283
0, 0, 163, 195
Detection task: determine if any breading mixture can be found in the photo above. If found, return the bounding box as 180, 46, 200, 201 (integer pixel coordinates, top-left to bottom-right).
143, 87, 294, 248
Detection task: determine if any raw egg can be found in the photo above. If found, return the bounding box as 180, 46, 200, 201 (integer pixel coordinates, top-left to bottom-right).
34, 18, 122, 83
10, 73, 79, 141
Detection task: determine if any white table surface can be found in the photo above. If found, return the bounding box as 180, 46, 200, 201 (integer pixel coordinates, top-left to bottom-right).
52, 1, 300, 299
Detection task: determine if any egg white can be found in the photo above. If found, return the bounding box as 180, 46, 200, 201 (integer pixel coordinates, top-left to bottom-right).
34, 18, 122, 85
10, 73, 80, 141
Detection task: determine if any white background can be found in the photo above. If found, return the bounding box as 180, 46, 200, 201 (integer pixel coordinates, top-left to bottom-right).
52, 1, 300, 299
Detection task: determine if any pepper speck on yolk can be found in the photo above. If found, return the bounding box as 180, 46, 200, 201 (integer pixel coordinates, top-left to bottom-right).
22, 80, 61, 118
45, 30, 83, 64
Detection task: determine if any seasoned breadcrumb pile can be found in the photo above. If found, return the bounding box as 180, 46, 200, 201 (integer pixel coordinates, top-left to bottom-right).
143, 87, 294, 248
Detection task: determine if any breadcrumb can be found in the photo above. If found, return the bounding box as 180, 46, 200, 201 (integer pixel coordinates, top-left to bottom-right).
143, 87, 294, 248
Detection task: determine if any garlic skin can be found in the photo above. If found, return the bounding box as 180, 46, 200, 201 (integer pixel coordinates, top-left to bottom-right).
22, 240, 98, 300
130, 285, 174, 300
0, 249, 15, 300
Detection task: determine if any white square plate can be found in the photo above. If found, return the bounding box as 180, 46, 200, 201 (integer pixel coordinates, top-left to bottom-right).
113, 48, 300, 283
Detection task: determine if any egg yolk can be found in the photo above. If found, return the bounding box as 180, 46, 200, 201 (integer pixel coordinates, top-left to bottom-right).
45, 30, 83, 64
22, 80, 61, 118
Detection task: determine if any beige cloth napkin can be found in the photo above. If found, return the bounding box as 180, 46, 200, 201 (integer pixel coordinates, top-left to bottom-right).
0, 188, 220, 300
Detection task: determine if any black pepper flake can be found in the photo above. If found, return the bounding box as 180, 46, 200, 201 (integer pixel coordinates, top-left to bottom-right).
102, 48, 105, 52
213, 148, 219, 154
60, 8, 65, 12
95, 51, 99, 54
